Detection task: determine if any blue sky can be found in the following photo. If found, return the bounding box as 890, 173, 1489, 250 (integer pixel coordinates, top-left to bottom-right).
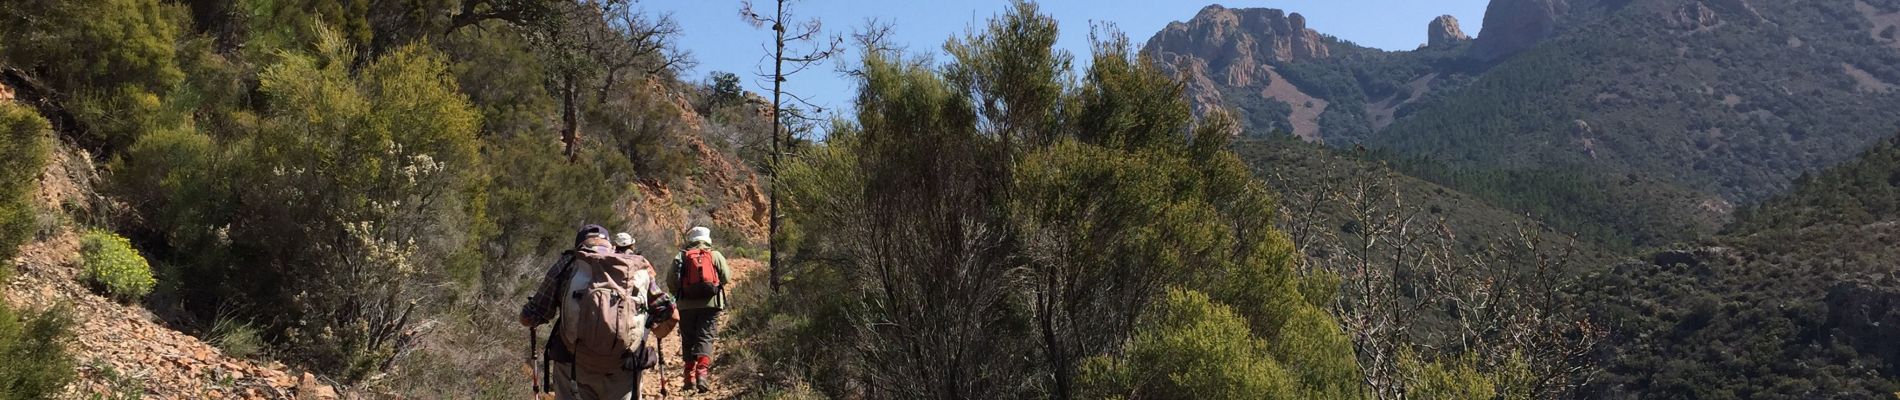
648, 0, 1492, 121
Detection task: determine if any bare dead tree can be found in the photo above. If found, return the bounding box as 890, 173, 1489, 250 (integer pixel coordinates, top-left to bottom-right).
516, 0, 690, 161
595, 6, 693, 99
1276, 165, 1605, 400
742, 0, 843, 292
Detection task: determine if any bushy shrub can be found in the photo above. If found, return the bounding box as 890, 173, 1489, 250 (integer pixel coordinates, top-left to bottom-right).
81, 230, 156, 302
1077, 288, 1298, 399
0, 104, 50, 264
242, 33, 485, 382
0, 0, 190, 147
0, 302, 76, 399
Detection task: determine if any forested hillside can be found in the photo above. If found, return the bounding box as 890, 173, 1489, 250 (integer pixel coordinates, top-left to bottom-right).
1146, 0, 1900, 249
1582, 133, 1900, 399
1148, 1, 1900, 398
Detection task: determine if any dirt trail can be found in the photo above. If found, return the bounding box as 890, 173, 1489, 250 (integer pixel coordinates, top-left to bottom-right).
634, 257, 762, 400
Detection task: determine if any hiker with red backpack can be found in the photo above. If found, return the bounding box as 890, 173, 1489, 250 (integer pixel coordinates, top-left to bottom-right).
669, 226, 731, 393
520, 224, 679, 400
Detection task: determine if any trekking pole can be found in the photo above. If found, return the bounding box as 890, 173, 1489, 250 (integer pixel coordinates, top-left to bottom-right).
656, 334, 670, 399
528, 326, 541, 399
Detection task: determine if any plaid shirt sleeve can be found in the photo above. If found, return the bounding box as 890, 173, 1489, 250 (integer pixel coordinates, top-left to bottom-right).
519, 253, 573, 325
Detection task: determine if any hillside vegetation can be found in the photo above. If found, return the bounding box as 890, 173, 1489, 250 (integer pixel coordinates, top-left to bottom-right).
0, 0, 773, 395
1232, 137, 1614, 263
1582, 134, 1900, 399
1147, 1, 1900, 398
1146, 0, 1900, 249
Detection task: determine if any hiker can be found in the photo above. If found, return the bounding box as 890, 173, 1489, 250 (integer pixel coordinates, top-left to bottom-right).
669, 226, 731, 393
520, 224, 677, 400
617, 231, 680, 343
614, 232, 638, 255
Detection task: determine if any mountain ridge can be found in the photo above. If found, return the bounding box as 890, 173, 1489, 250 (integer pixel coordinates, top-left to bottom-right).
1145, 0, 1900, 247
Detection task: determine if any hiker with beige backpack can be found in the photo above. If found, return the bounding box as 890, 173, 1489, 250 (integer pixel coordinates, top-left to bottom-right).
520, 224, 679, 400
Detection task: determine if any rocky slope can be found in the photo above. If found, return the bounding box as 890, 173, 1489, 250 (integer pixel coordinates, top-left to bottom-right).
623, 78, 770, 252
5, 143, 337, 399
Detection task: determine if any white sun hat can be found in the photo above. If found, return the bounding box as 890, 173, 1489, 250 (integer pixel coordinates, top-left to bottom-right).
686, 226, 712, 244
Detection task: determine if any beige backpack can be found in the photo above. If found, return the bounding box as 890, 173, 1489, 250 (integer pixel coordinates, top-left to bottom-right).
559, 248, 654, 373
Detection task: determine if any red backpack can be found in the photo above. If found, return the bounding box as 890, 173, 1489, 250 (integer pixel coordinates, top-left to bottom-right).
679, 248, 721, 299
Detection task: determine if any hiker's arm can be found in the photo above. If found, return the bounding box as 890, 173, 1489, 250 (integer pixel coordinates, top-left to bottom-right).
518, 255, 569, 327
668, 253, 684, 294
714, 251, 731, 287
646, 278, 677, 320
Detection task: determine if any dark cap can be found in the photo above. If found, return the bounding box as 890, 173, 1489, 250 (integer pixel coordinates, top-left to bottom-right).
574, 224, 610, 248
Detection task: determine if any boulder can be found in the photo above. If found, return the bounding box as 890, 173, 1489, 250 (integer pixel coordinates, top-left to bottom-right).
297, 372, 339, 400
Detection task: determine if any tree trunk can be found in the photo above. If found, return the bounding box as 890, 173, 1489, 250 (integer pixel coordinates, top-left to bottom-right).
561, 72, 581, 162
768, 0, 786, 293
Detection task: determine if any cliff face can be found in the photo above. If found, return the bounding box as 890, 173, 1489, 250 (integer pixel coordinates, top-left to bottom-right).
1428, 15, 1471, 47
1144, 5, 1330, 86
1473, 0, 1571, 60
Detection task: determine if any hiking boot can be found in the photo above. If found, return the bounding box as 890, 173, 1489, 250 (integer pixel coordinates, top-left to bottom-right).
694, 355, 713, 392
682, 357, 699, 389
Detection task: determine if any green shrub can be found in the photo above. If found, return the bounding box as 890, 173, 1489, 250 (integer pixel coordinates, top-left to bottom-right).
247, 34, 485, 383
0, 302, 76, 400
81, 230, 156, 302
207, 315, 264, 360
0, 0, 191, 147
1077, 288, 1298, 399
0, 104, 50, 265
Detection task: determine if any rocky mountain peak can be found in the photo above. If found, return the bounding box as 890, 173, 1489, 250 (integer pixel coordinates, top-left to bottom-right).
1428, 15, 1470, 47
1143, 5, 1335, 139
1145, 5, 1331, 70
1474, 0, 1571, 60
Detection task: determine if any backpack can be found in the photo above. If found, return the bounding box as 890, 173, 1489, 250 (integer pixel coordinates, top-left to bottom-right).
558, 249, 654, 373
678, 248, 721, 299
